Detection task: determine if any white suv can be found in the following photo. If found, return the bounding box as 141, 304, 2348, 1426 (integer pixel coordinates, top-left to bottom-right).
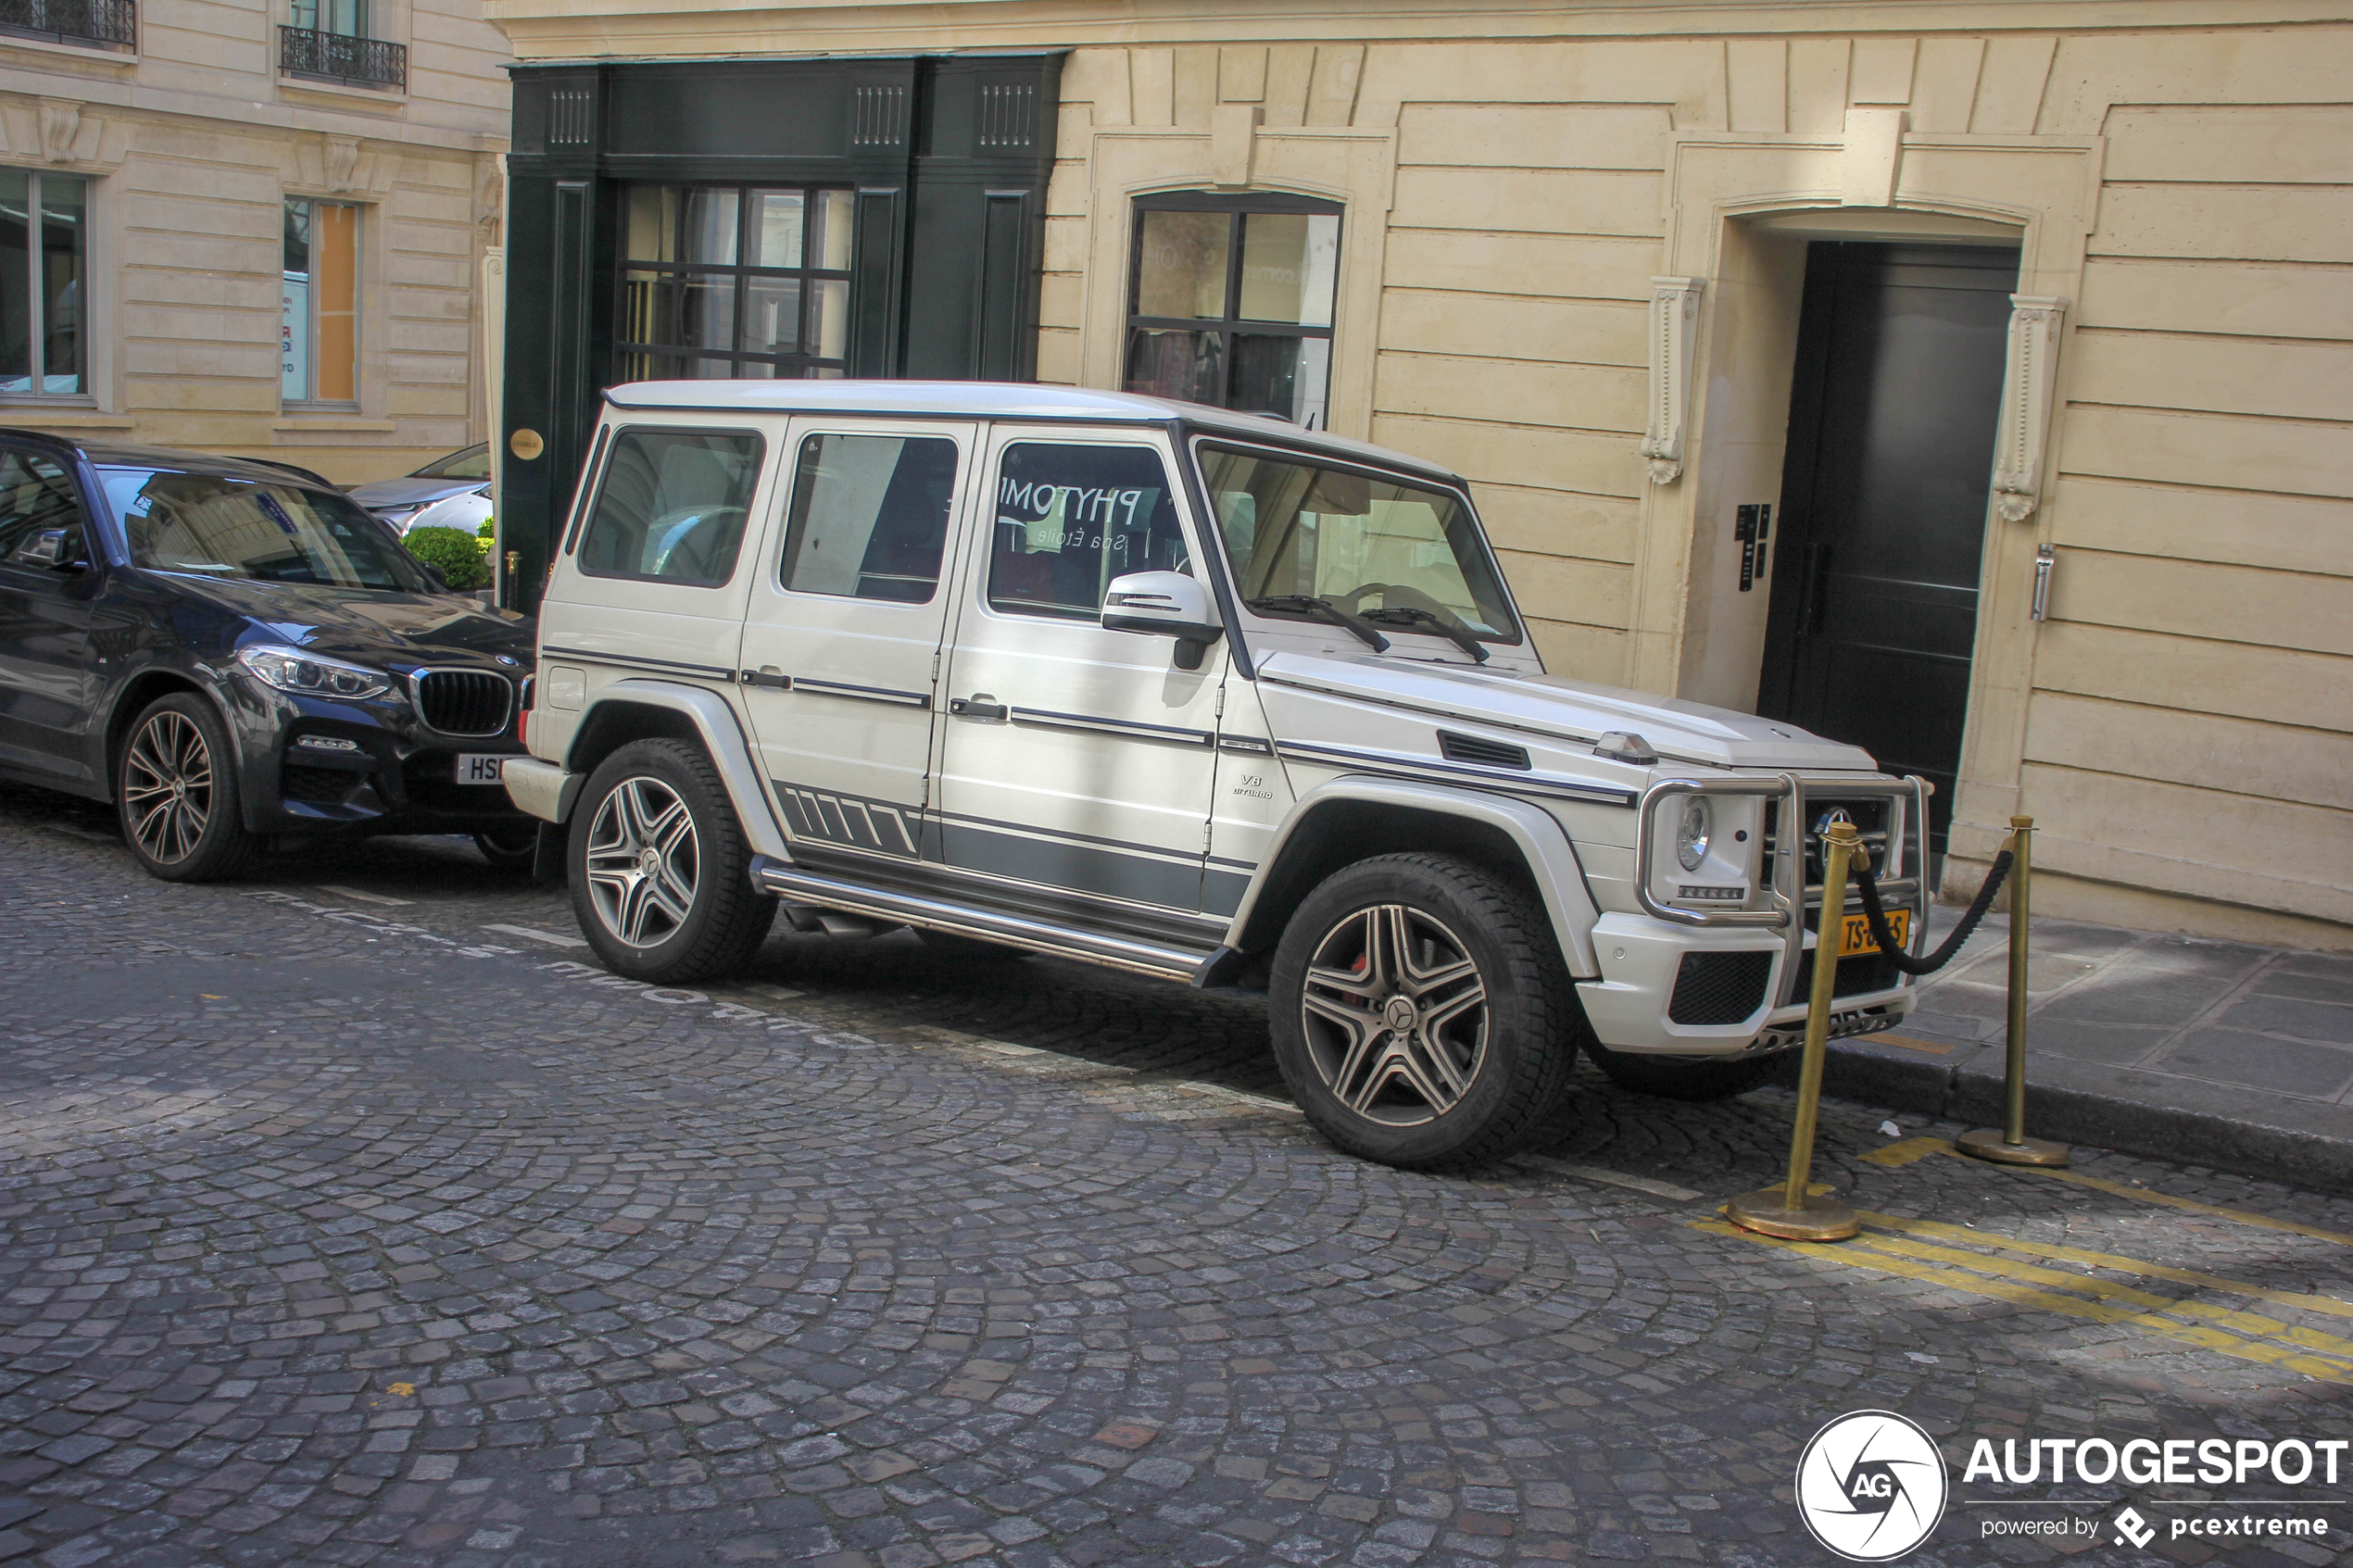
506, 382, 1929, 1168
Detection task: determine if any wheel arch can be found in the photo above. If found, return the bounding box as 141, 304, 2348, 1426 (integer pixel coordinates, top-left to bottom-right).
103, 669, 229, 798
1226, 778, 1603, 979
561, 680, 792, 861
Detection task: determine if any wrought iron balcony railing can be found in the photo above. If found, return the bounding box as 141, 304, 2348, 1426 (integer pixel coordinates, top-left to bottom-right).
279, 23, 404, 91
0, 0, 135, 50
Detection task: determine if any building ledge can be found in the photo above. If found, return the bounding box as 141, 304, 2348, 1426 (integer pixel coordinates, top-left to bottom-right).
277, 74, 408, 111
0, 409, 133, 429
274, 417, 399, 433
0, 32, 135, 70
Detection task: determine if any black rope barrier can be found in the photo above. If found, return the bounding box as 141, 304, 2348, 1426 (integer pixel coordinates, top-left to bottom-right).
1849, 848, 2012, 976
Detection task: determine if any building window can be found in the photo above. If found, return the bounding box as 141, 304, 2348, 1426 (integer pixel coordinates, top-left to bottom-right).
289, 0, 366, 32
283, 197, 359, 407
1124, 193, 1340, 430
618, 185, 854, 382
282, 0, 406, 92
0, 169, 88, 400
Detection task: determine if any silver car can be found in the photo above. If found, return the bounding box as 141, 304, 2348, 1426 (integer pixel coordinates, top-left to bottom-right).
347, 443, 492, 535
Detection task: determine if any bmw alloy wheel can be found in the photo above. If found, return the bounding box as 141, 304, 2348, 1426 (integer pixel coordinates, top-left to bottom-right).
121, 710, 213, 866
583, 776, 700, 947
1298, 902, 1490, 1125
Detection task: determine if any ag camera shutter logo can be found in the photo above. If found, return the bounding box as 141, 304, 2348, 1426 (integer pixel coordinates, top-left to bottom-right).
1795, 1411, 1950, 1561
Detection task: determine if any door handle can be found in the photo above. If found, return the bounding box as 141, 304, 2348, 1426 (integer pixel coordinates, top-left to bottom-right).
949, 696, 1008, 721
739, 668, 789, 690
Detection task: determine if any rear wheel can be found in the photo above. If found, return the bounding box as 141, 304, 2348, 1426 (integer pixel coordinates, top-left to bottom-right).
570, 739, 775, 984
1584, 1041, 1780, 1101
117, 694, 258, 883
1269, 853, 1583, 1170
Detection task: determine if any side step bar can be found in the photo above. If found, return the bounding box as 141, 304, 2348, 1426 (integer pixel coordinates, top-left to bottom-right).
749, 857, 1213, 983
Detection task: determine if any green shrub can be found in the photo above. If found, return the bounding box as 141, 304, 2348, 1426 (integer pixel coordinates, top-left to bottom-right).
406, 525, 490, 592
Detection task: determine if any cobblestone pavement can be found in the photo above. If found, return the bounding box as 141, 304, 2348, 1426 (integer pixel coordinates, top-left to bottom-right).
4, 780, 2352, 1568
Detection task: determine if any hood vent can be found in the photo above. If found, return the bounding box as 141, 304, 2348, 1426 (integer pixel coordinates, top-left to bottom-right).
1438, 730, 1531, 771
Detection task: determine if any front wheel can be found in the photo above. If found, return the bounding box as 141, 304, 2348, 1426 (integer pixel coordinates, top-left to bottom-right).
1268, 853, 1583, 1170
1584, 1041, 1780, 1101
570, 739, 775, 984
117, 694, 258, 883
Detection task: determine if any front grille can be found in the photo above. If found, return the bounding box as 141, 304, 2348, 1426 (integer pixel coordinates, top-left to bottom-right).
413, 671, 513, 736
1667, 950, 1773, 1025
281, 763, 359, 804
1764, 796, 1897, 885
1437, 730, 1530, 770
1787, 947, 1902, 1002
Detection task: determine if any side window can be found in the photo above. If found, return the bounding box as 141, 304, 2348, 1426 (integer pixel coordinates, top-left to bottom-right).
986, 444, 1189, 621
576, 428, 764, 586
0, 448, 86, 567
778, 433, 960, 603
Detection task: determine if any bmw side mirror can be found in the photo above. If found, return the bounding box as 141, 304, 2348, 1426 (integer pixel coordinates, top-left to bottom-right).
1101, 571, 1224, 671
13, 528, 82, 571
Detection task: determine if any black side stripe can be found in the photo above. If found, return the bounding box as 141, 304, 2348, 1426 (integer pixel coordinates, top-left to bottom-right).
1010, 706, 1214, 746
540, 645, 736, 683
1275, 739, 1638, 808
792, 677, 933, 709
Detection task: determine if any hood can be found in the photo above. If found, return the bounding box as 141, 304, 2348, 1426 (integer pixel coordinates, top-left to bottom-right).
1256, 651, 1880, 772
167, 575, 535, 669
346, 476, 485, 511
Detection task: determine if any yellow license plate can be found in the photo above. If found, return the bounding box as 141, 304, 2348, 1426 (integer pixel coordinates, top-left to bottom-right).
1838, 907, 1908, 958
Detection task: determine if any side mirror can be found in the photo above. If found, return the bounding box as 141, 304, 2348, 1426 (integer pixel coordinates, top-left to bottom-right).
1101, 571, 1222, 643
12, 528, 80, 571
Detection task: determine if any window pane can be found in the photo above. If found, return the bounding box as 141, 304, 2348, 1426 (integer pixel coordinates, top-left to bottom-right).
748, 190, 803, 268
1123, 327, 1223, 407
620, 269, 671, 349
678, 275, 735, 353
736, 359, 778, 379
0, 448, 85, 563
625, 185, 677, 264
576, 429, 763, 585
280, 198, 309, 402
39, 177, 84, 395
811, 190, 853, 271
0, 170, 27, 393
682, 357, 736, 380
780, 433, 960, 603
1238, 213, 1339, 327
988, 444, 1189, 620
313, 202, 359, 403
1229, 333, 1329, 430
744, 276, 801, 355
682, 188, 738, 265
109, 470, 428, 593
1134, 209, 1229, 320
811, 279, 848, 360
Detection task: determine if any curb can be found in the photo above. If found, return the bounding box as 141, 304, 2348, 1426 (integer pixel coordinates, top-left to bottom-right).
1771, 1041, 2353, 1197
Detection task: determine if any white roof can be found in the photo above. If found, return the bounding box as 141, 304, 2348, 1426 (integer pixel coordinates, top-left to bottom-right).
601, 379, 1459, 481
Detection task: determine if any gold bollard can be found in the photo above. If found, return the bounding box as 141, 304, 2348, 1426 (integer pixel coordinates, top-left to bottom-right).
1727, 819, 1863, 1242
1958, 816, 2070, 1167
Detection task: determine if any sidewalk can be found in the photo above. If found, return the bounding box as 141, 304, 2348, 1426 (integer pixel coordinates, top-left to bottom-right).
1813, 905, 2353, 1193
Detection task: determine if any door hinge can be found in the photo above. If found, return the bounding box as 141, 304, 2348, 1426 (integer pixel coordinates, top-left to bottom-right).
930, 649, 941, 683
1214, 684, 1226, 717
1202, 822, 1214, 852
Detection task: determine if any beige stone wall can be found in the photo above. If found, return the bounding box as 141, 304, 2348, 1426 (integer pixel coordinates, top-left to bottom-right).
487, 0, 2351, 948
0, 0, 512, 484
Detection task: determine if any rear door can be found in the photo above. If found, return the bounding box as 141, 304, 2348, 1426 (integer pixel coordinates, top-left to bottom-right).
736, 420, 975, 859
0, 444, 101, 783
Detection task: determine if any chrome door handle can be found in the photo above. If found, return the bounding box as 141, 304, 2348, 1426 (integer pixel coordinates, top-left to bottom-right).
949, 696, 1008, 721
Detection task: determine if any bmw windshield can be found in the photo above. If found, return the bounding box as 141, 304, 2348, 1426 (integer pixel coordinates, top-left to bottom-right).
103, 469, 434, 594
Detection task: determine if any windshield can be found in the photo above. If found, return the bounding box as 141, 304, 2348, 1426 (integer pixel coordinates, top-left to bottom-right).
1198, 444, 1519, 644
413, 444, 490, 481
103, 469, 432, 593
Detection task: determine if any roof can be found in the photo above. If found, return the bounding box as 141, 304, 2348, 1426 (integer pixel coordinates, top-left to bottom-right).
601, 380, 1462, 481
0, 428, 338, 489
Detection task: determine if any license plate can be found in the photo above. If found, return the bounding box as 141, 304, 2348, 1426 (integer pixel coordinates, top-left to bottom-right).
456, 754, 508, 786
1837, 907, 1908, 958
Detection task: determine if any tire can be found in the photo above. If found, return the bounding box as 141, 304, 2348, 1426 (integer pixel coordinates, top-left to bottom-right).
1584, 1041, 1780, 1101
1268, 852, 1584, 1170
472, 826, 537, 872
569, 738, 776, 984
116, 693, 258, 883
914, 927, 1026, 963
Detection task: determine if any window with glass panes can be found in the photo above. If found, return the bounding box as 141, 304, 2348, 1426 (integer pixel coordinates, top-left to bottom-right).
282, 197, 359, 407
0, 169, 88, 400
618, 186, 854, 381
1124, 194, 1340, 430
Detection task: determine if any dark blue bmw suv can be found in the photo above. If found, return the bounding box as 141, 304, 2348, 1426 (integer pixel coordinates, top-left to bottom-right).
0, 429, 537, 881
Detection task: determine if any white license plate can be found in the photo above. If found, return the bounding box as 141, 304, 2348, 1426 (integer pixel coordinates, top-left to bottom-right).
456, 754, 508, 786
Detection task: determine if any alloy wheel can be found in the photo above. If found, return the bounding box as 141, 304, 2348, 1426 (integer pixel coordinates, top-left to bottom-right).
122, 711, 214, 865
1299, 903, 1490, 1125
584, 776, 700, 947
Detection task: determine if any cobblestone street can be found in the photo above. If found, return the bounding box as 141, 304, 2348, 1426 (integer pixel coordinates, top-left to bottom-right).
4, 783, 2351, 1568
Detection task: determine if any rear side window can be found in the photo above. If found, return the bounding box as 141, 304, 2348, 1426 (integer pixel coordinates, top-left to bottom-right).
777, 433, 960, 603
576, 428, 764, 586
986, 443, 1189, 620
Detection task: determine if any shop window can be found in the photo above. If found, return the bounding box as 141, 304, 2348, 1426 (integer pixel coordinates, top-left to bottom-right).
618, 185, 855, 382
1124, 194, 1340, 430
0, 169, 89, 400
283, 197, 360, 407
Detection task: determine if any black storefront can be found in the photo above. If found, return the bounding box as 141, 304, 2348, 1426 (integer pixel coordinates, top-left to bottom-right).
498, 52, 1063, 611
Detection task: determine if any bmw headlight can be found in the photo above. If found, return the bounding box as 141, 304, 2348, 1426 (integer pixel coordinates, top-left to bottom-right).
237, 644, 392, 701
1675, 797, 1712, 872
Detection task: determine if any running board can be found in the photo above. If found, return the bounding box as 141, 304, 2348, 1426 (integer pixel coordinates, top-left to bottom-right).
749, 857, 1214, 983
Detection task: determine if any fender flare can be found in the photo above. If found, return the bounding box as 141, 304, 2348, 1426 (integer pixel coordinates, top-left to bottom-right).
1224, 775, 1604, 979
561, 678, 794, 863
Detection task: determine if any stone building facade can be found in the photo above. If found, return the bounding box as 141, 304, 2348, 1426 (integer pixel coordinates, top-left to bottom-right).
484, 0, 2350, 953
0, 0, 510, 483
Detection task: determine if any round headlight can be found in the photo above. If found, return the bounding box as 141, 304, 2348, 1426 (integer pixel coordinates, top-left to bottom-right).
1675, 797, 1712, 872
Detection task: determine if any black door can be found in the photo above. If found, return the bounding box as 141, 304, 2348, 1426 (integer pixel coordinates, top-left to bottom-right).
0, 444, 101, 784
1758, 242, 2019, 852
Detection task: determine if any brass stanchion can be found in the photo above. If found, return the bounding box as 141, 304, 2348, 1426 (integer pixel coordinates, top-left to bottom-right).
1727, 819, 1862, 1242
1958, 816, 2070, 1167
504, 550, 522, 612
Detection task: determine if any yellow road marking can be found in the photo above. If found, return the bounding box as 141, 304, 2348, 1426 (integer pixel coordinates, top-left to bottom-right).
1693, 1218, 2353, 1385
1873, 1035, 1958, 1056
1861, 1136, 1947, 1167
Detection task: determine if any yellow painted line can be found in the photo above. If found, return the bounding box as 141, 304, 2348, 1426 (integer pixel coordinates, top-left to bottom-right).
1861, 1136, 1948, 1167
1856, 1210, 2353, 1323
1873, 1035, 1958, 1056
1693, 1219, 2353, 1385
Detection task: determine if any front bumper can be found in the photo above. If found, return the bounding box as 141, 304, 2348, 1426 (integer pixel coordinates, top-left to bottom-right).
226, 672, 534, 837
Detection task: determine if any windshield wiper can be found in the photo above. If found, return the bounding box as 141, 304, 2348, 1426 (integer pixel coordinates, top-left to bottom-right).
1244, 595, 1390, 653
1360, 605, 1491, 663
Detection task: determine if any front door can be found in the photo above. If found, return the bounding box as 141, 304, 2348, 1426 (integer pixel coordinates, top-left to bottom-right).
1758, 242, 2020, 851
737, 420, 975, 860
933, 431, 1225, 914
0, 445, 101, 784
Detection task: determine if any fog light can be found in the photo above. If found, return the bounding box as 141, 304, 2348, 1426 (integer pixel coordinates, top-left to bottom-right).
295, 734, 360, 753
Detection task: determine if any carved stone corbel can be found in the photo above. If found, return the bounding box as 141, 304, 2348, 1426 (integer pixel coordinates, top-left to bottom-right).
324, 136, 362, 193
1991, 295, 2066, 522
39, 101, 81, 163
1640, 276, 1703, 485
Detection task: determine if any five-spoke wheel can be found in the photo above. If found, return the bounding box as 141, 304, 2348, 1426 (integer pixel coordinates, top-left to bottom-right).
569, 739, 775, 983
584, 776, 700, 947
116, 694, 258, 882
1299, 902, 1488, 1126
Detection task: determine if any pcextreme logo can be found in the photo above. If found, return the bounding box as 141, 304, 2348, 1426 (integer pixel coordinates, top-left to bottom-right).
1794, 1411, 1951, 1562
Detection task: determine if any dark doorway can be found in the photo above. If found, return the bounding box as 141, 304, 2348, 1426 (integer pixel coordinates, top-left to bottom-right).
1758, 241, 2020, 853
